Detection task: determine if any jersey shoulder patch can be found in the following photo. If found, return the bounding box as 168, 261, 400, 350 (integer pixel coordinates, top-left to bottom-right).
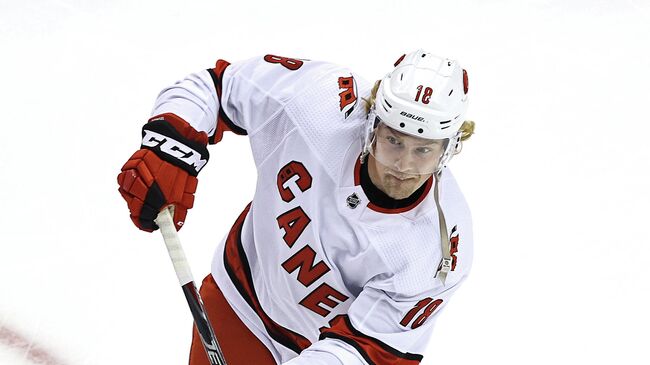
337, 75, 358, 119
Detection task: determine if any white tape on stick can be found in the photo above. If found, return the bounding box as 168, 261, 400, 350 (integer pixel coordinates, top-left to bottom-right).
154, 207, 194, 286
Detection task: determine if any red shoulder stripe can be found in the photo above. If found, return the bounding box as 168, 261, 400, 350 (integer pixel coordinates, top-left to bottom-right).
207, 59, 247, 144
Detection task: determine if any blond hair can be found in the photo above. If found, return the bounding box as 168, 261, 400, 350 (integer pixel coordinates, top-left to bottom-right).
363, 80, 475, 141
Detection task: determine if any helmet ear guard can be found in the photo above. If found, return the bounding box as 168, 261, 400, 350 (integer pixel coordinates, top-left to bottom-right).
436, 131, 462, 172
360, 103, 381, 163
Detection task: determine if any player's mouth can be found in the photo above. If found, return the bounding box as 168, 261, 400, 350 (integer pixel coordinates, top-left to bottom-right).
386, 171, 416, 181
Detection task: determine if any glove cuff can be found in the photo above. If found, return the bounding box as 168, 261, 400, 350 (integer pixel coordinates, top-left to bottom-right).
141, 113, 210, 176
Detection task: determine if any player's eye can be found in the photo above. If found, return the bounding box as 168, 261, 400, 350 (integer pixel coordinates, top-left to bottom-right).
386, 136, 401, 145
415, 147, 432, 154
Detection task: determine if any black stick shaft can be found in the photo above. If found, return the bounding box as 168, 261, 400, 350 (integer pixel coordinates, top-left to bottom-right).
182, 282, 228, 365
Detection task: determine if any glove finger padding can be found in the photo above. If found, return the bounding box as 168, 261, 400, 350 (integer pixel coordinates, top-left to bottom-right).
117, 150, 192, 231
117, 113, 209, 232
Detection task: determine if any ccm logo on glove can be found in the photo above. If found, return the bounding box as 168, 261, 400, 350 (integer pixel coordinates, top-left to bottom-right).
142, 118, 209, 175
142, 129, 208, 174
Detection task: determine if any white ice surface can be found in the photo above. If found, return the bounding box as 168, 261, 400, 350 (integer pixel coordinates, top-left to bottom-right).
1, 0, 650, 364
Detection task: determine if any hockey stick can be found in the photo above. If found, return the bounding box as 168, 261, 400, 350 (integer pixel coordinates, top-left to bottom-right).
154, 207, 228, 365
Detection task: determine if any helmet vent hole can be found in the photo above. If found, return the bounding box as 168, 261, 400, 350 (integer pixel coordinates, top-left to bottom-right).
384, 99, 392, 108
448, 89, 453, 96
441, 120, 451, 124
441, 126, 450, 130
418, 128, 424, 133
399, 122, 405, 128
422, 54, 426, 58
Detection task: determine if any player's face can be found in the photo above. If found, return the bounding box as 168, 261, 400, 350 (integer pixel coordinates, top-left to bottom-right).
367, 124, 444, 199
367, 153, 432, 199
371, 123, 446, 176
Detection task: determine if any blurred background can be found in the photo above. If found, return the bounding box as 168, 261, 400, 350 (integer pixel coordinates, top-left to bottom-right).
1, 0, 649, 364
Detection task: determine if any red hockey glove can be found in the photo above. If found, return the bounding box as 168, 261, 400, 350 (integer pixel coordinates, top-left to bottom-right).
118, 113, 209, 232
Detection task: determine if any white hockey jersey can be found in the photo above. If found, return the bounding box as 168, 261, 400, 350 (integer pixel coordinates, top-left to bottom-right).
151, 54, 473, 365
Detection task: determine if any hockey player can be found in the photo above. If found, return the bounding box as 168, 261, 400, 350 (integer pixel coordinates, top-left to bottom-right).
117, 50, 475, 365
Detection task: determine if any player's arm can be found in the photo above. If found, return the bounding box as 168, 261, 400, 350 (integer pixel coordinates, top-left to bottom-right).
117, 55, 321, 231
150, 61, 248, 144
284, 274, 469, 365
116, 65, 238, 232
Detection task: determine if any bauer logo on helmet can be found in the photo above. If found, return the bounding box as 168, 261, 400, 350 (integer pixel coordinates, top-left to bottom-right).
399, 111, 427, 123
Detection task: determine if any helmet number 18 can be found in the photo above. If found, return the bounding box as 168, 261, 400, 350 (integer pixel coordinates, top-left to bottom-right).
415, 85, 433, 105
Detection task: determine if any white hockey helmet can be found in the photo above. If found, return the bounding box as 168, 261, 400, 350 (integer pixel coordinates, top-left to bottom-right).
364, 49, 469, 173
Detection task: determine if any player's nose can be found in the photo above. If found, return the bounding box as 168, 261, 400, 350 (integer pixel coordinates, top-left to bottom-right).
392, 150, 417, 173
